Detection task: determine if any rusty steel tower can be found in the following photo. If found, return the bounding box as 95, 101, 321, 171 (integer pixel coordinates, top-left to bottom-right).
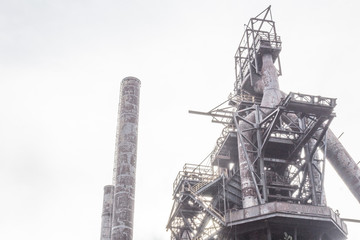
167, 6, 360, 240
100, 77, 141, 240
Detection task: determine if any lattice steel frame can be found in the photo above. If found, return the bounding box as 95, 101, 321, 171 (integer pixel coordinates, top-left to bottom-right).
234, 6, 282, 93
167, 164, 226, 240
233, 92, 335, 205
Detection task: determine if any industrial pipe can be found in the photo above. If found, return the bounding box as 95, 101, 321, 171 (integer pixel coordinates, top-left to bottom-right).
238, 54, 283, 208
326, 129, 360, 204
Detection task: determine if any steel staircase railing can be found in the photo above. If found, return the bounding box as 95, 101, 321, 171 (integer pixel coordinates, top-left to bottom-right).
188, 179, 225, 225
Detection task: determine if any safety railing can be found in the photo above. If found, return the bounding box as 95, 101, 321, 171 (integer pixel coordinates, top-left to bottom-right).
289, 92, 336, 108
189, 187, 225, 224
172, 164, 218, 194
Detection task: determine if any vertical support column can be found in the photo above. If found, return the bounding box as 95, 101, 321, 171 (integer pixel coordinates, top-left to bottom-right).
299, 118, 317, 205
310, 139, 326, 205
101, 185, 115, 240
266, 221, 272, 240
111, 77, 141, 240
222, 175, 227, 215
319, 137, 327, 205
236, 116, 259, 208
255, 105, 267, 202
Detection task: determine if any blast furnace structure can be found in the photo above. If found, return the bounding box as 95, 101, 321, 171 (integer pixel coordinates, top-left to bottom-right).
166, 6, 360, 240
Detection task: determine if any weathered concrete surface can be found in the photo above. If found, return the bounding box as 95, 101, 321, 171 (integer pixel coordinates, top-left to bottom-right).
101, 185, 115, 240
111, 77, 141, 240
238, 54, 283, 208
326, 129, 360, 204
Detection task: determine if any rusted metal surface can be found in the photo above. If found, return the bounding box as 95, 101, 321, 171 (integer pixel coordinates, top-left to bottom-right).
277, 91, 360, 204
237, 53, 283, 208
237, 111, 257, 208
259, 54, 283, 108
234, 6, 282, 95
310, 139, 327, 206
226, 201, 347, 236
111, 77, 141, 240
326, 129, 360, 204
101, 185, 114, 240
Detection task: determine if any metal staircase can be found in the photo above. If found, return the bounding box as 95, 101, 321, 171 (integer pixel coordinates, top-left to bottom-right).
167, 163, 226, 240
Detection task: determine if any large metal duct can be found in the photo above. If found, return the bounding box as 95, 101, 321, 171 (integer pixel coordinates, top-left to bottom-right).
111, 77, 141, 240
326, 129, 360, 203
238, 54, 283, 208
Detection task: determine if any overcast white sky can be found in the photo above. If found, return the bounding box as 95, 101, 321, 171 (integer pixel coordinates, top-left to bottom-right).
1, 0, 360, 239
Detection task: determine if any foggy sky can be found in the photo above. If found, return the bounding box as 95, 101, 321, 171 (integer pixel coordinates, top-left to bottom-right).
1, 1, 359, 239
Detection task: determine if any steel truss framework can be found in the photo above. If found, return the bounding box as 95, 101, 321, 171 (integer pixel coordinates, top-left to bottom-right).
167, 164, 226, 240
234, 6, 282, 95
167, 5, 347, 240
167, 92, 339, 240
233, 92, 335, 206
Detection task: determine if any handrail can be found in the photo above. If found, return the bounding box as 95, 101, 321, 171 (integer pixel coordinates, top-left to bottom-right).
288, 92, 336, 107
189, 185, 225, 224
172, 164, 218, 194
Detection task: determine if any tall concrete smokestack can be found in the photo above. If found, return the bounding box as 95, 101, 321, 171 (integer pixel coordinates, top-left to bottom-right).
100, 185, 114, 240
111, 77, 141, 240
